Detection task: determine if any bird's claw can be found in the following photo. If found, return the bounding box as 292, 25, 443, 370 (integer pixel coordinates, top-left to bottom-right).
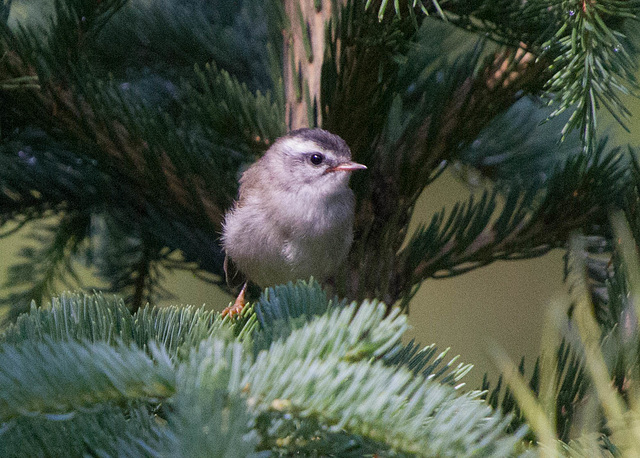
221, 283, 247, 319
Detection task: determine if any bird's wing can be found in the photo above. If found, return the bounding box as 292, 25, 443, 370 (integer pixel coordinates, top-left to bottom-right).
236, 162, 262, 207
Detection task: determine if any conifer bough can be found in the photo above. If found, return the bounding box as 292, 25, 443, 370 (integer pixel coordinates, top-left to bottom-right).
0, 1, 636, 314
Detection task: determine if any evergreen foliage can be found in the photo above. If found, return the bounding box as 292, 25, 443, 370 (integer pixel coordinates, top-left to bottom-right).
0, 0, 637, 314
377, 0, 639, 151
0, 282, 526, 456
0, 0, 640, 455
486, 216, 640, 456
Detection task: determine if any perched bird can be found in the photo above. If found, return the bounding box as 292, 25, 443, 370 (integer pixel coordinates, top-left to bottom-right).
221, 128, 366, 316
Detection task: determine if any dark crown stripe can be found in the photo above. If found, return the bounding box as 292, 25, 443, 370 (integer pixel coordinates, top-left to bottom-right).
286, 128, 350, 157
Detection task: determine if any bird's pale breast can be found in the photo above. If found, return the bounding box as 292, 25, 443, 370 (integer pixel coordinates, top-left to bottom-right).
222, 185, 354, 287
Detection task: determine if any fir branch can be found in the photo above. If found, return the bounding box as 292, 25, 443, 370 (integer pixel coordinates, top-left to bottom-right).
90, 0, 281, 92
1, 292, 133, 345
329, 11, 549, 303
372, 0, 640, 151
170, 339, 260, 457
0, 130, 106, 223
0, 0, 11, 26
398, 142, 626, 303
322, 0, 423, 160
0, 74, 39, 90
456, 97, 582, 185
1, 5, 242, 233
374, 0, 559, 47
255, 280, 474, 387
252, 278, 345, 350
386, 340, 473, 387
499, 226, 640, 454
89, 213, 177, 313
0, 213, 91, 320
133, 303, 239, 360
246, 302, 524, 455
0, 338, 174, 422
49, 0, 128, 61
0, 44, 230, 278
544, 0, 639, 151
183, 61, 286, 154
172, 295, 525, 455
0, 404, 170, 457
255, 412, 399, 456
481, 339, 587, 442
269, 299, 408, 362
623, 148, 640, 253
73, 77, 230, 226
0, 286, 526, 455
1, 292, 244, 361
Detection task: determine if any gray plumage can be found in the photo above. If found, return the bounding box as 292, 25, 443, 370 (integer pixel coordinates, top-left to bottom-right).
221, 128, 366, 288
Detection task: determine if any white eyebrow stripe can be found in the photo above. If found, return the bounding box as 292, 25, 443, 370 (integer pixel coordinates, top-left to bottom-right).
280, 138, 332, 155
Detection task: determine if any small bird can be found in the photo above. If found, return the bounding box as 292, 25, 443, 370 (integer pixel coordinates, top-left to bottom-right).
221, 128, 366, 316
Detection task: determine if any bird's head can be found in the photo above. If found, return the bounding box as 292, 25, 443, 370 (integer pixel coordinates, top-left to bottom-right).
262, 128, 366, 195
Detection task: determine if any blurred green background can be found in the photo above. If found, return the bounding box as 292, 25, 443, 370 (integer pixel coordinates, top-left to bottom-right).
1, 1, 639, 388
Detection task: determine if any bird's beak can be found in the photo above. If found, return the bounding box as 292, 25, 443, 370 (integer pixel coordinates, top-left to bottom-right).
326, 161, 367, 173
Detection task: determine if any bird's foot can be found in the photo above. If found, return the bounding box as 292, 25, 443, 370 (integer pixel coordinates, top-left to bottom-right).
221, 283, 247, 319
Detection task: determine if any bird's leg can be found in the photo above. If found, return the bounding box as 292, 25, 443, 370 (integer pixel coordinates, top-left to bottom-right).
221, 282, 248, 318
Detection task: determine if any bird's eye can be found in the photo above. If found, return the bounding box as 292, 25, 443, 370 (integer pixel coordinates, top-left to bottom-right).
309, 153, 324, 166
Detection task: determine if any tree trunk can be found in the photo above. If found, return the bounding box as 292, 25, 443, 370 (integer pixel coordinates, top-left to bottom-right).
284, 0, 338, 129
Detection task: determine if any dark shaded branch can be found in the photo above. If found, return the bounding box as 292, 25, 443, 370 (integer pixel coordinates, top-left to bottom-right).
398, 144, 626, 304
